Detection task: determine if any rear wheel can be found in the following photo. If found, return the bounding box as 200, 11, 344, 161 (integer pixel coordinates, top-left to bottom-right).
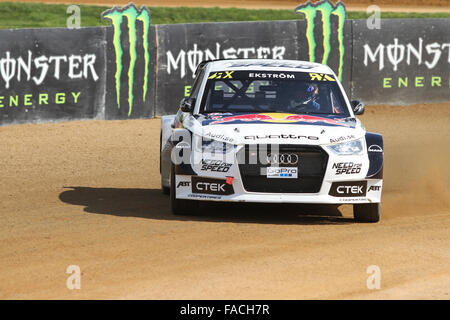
353, 203, 381, 223
169, 165, 198, 215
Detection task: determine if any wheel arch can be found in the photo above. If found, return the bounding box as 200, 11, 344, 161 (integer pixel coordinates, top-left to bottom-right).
365, 132, 384, 179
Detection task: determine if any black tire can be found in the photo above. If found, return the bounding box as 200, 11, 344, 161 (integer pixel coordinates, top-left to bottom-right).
353, 203, 381, 223
169, 165, 198, 215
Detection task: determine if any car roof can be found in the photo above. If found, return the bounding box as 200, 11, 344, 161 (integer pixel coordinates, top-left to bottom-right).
206, 59, 334, 75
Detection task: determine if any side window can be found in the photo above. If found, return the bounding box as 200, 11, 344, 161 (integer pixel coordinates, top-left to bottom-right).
189, 68, 205, 99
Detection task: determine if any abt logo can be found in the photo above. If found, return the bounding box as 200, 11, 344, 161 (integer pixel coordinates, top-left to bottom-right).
191, 176, 234, 195
177, 181, 190, 188
329, 181, 367, 197
368, 185, 381, 192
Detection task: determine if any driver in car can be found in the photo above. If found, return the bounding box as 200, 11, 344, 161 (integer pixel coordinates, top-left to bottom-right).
288, 84, 321, 112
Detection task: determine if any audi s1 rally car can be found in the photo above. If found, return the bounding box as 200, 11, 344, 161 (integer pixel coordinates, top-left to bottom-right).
160, 59, 384, 222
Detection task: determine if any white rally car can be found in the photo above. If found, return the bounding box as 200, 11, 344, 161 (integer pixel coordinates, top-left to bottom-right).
160, 59, 383, 222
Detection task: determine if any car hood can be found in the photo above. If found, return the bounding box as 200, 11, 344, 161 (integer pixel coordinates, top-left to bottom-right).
183, 113, 365, 145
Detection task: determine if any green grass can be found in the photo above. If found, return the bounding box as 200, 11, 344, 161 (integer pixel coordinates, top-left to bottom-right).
0, 2, 108, 29
0, 2, 449, 29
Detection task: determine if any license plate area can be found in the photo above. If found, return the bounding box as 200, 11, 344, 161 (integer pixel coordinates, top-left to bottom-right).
264, 166, 298, 179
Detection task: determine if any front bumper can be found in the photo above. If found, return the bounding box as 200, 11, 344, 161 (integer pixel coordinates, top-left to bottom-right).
176, 174, 382, 204
173, 144, 383, 204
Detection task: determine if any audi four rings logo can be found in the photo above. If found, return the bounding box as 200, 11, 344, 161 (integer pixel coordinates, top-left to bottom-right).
267, 153, 299, 165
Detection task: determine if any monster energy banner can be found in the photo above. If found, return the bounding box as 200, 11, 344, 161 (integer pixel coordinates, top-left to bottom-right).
352, 19, 450, 105
0, 27, 106, 125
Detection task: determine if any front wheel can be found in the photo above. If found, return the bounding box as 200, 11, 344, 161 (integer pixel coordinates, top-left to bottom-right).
353, 203, 381, 223
169, 165, 198, 215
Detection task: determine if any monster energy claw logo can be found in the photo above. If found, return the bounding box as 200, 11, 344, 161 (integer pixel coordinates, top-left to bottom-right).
294, 0, 346, 81
102, 4, 150, 116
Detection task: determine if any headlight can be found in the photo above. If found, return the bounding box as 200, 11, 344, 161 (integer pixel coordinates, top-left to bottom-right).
202, 139, 235, 153
327, 138, 364, 155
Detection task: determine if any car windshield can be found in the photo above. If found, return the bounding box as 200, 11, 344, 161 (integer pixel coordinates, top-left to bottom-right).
199, 70, 350, 117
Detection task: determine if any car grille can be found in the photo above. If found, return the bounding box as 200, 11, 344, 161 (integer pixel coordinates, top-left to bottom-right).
237, 145, 328, 193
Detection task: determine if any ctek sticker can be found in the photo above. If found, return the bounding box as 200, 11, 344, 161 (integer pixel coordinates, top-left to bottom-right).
329, 181, 367, 197
191, 176, 234, 195
266, 167, 298, 179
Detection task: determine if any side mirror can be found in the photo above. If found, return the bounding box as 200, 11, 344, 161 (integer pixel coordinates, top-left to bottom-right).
351, 100, 365, 115
180, 97, 195, 113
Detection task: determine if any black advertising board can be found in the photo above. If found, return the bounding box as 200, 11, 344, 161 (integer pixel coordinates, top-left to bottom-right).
352, 19, 450, 105
0, 27, 106, 125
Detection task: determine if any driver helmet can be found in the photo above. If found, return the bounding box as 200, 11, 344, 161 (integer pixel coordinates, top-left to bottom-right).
306, 84, 319, 100
303, 83, 321, 110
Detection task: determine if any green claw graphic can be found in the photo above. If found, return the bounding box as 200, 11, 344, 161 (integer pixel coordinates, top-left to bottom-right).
294, 0, 346, 81
102, 4, 151, 116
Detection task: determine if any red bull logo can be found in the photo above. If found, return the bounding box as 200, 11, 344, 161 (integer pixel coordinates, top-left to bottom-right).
209, 113, 349, 127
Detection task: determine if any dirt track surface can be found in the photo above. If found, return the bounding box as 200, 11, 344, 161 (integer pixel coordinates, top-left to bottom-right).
0, 103, 449, 299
